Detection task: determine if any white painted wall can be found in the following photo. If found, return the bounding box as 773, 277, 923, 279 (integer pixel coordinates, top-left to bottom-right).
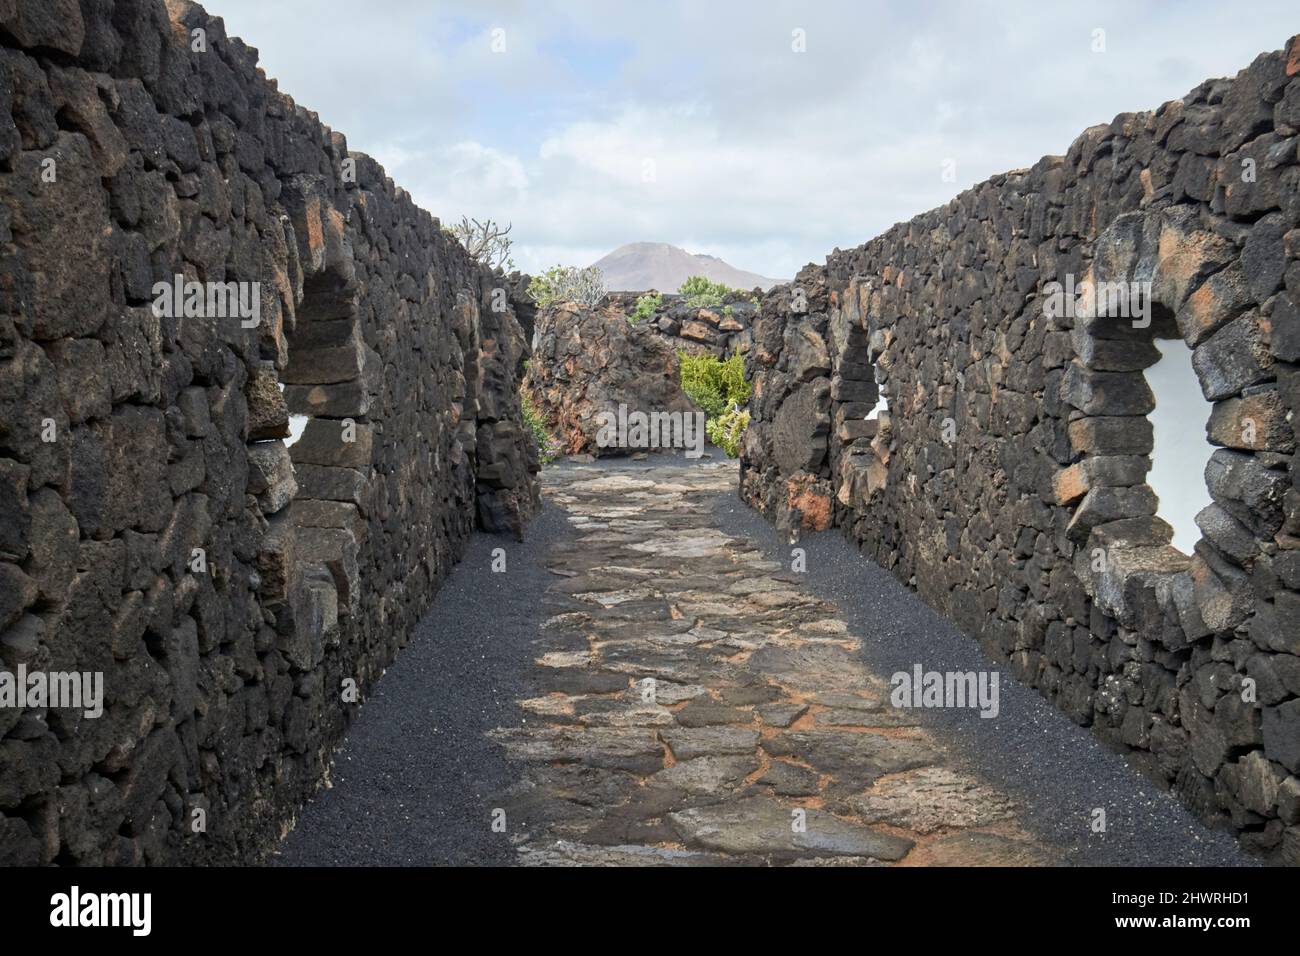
1145, 338, 1215, 555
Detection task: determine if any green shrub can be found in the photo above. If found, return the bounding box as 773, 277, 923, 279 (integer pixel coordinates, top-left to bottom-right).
628, 293, 662, 323
678, 352, 752, 457
521, 389, 562, 463
678, 275, 755, 308
707, 405, 750, 458
677, 275, 731, 308
528, 265, 606, 308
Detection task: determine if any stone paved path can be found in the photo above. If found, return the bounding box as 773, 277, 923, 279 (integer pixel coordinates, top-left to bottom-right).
487, 461, 1056, 866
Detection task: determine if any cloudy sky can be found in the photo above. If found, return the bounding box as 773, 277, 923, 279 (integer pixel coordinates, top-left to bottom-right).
210, 1, 1296, 279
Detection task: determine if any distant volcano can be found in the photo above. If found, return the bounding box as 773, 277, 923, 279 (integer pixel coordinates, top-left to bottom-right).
592, 242, 784, 293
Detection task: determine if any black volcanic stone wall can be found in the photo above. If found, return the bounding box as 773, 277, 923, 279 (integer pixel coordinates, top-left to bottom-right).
0, 0, 538, 864
605, 290, 758, 359
742, 35, 1300, 861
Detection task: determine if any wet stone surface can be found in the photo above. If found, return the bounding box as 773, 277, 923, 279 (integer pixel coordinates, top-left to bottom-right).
490, 462, 1055, 866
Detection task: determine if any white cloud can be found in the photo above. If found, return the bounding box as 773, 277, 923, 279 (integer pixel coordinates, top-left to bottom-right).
209, 0, 1299, 279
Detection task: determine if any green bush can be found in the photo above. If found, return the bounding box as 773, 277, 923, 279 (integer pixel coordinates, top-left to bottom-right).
528, 265, 606, 308
679, 352, 752, 457
677, 275, 731, 308
707, 405, 750, 458
628, 293, 662, 323
678, 275, 755, 308
521, 389, 562, 463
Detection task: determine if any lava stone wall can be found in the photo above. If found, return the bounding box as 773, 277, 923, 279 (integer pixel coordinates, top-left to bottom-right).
525, 300, 697, 457
605, 290, 758, 358
0, 0, 538, 864
742, 35, 1300, 861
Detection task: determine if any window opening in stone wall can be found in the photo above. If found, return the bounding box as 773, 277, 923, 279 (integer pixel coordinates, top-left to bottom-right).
1145, 336, 1214, 554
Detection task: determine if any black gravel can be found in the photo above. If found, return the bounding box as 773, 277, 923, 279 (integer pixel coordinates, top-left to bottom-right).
275, 452, 1255, 866
272, 501, 572, 866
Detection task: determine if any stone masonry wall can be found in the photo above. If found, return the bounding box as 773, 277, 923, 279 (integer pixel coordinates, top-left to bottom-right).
742, 36, 1300, 861
525, 300, 696, 457
0, 0, 538, 864
605, 290, 758, 359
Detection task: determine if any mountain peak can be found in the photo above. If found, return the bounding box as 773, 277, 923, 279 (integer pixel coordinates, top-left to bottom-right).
591, 242, 783, 293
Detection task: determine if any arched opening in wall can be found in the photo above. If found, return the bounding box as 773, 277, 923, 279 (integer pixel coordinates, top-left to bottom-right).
264, 186, 370, 638
1063, 301, 1220, 563
835, 354, 891, 506
278, 272, 369, 625
1145, 332, 1215, 554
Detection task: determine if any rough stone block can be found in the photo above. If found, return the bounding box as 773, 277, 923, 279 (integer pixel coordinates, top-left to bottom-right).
1060, 362, 1154, 416
1207, 390, 1295, 453
1205, 449, 1289, 537
1192, 312, 1274, 401
247, 441, 297, 514
246, 363, 289, 440
1068, 416, 1154, 455
283, 380, 371, 418
282, 332, 365, 386
1067, 485, 1158, 541
289, 418, 373, 470
1053, 456, 1150, 504
292, 499, 366, 544
1176, 265, 1253, 346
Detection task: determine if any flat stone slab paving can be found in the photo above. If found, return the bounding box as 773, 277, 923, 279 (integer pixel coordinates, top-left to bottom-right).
278, 456, 1254, 866
490, 461, 1053, 866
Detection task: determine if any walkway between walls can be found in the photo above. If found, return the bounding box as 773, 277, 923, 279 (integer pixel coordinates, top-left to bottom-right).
274, 458, 1252, 866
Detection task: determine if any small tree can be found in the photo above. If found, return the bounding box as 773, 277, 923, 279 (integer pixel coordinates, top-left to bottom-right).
448, 216, 515, 271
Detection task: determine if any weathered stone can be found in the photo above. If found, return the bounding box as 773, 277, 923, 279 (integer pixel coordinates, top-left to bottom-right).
668, 796, 914, 860
754, 760, 820, 796
23, 488, 78, 602
660, 727, 758, 760
1241, 213, 1289, 304
282, 333, 365, 386
1176, 265, 1253, 346
772, 380, 831, 475
1263, 700, 1300, 774
1192, 312, 1274, 401
1272, 292, 1300, 362
0, 0, 85, 56
0, 561, 38, 631
763, 730, 937, 785
1060, 362, 1154, 416
1204, 449, 1288, 537
845, 767, 1017, 834
0, 136, 111, 340
1207, 390, 1295, 453
1237, 751, 1284, 816
246, 364, 290, 440
1067, 486, 1159, 541
1067, 416, 1154, 455
289, 419, 373, 470
247, 441, 297, 514
1053, 456, 1150, 504
292, 463, 368, 510
649, 756, 756, 794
